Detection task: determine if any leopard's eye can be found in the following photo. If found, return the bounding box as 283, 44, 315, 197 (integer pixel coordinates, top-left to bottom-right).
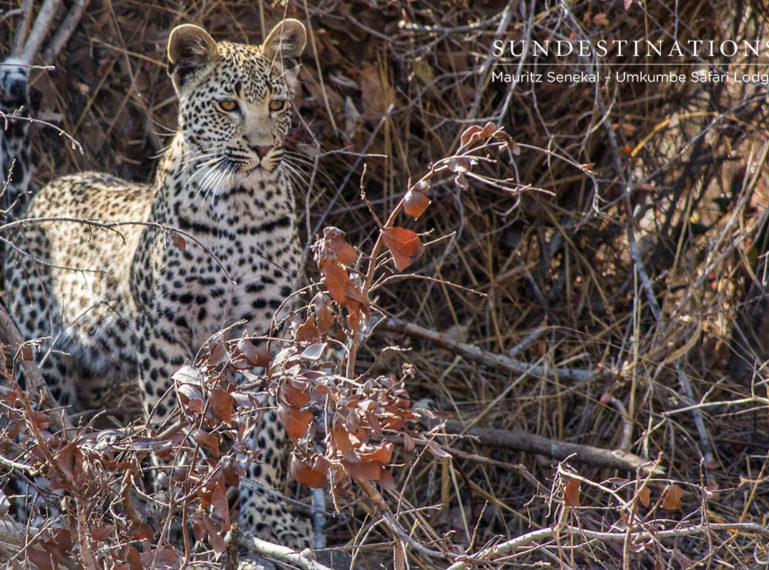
217, 99, 238, 112
268, 99, 287, 112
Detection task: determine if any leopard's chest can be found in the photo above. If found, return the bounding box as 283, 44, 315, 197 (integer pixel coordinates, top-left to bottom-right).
153, 176, 300, 347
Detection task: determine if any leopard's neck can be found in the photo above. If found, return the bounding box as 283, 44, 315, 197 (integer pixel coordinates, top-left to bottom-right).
150, 132, 296, 235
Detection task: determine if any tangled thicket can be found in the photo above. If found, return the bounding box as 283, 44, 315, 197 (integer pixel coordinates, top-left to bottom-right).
2, 0, 769, 568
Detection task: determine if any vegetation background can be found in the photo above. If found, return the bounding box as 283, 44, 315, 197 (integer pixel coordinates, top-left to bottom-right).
2, 0, 769, 568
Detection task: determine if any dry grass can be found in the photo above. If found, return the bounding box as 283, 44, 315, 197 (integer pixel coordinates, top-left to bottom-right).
3, 0, 769, 567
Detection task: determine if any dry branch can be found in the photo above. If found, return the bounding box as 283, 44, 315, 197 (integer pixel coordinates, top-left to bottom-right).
431, 419, 663, 475
380, 317, 610, 382
241, 533, 332, 570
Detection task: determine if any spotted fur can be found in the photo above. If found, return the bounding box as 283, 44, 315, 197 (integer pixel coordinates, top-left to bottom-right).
4, 21, 311, 548
0, 57, 32, 213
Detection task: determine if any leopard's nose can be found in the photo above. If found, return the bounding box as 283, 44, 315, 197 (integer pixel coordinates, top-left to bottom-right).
251, 145, 273, 158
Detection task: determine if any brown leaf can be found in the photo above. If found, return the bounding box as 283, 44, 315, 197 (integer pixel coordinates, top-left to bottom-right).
55, 441, 82, 483
278, 402, 312, 440
171, 232, 186, 251
404, 188, 431, 220
331, 423, 356, 460
20, 344, 33, 361
290, 455, 327, 488
320, 260, 351, 304
382, 227, 423, 271
209, 389, 234, 424
124, 545, 143, 570
236, 338, 272, 368
210, 481, 230, 526
205, 336, 228, 367
192, 429, 220, 458
379, 467, 396, 489
357, 441, 393, 465
661, 484, 683, 510
133, 522, 154, 541
460, 125, 483, 147
638, 484, 650, 507
313, 293, 335, 330
295, 316, 323, 343
424, 439, 451, 459
564, 477, 581, 507
91, 524, 113, 541
281, 383, 311, 407
323, 226, 356, 264
343, 459, 383, 481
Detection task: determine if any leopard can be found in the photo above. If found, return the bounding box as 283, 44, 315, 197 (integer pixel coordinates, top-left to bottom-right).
3, 20, 312, 549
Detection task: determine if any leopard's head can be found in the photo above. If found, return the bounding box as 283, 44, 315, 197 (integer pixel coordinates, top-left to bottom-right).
167, 20, 306, 179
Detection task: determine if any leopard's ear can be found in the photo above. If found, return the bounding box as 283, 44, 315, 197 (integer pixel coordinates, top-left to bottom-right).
262, 19, 306, 89
167, 24, 219, 90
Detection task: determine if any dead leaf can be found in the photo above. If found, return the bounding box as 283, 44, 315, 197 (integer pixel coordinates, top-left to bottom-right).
638, 484, 650, 507
662, 484, 683, 510
382, 227, 423, 271
404, 188, 431, 220
209, 389, 234, 424
290, 455, 328, 488
171, 232, 186, 251
55, 441, 82, 483
342, 459, 383, 481
278, 402, 312, 440
295, 316, 323, 343
357, 441, 393, 464
313, 293, 335, 330
360, 64, 394, 116
320, 260, 351, 304
564, 477, 581, 507
192, 429, 220, 458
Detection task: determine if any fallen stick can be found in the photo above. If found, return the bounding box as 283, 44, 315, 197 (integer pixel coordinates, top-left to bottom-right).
240, 533, 332, 570
379, 317, 610, 382
430, 418, 663, 475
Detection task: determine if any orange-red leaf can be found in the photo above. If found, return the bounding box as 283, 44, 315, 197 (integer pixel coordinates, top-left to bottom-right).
357, 441, 393, 465
320, 260, 351, 304
331, 423, 356, 460
281, 383, 311, 408
209, 389, 234, 424
295, 315, 323, 343
382, 227, 423, 271
662, 484, 683, 510
404, 188, 431, 220
564, 477, 581, 507
278, 402, 312, 440
171, 232, 186, 251
342, 459, 382, 481
290, 455, 328, 488
313, 293, 335, 330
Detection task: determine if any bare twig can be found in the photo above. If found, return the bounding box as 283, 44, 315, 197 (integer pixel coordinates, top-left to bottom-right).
241, 533, 332, 570
428, 418, 663, 475
20, 0, 63, 65
41, 0, 91, 66
380, 317, 610, 382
